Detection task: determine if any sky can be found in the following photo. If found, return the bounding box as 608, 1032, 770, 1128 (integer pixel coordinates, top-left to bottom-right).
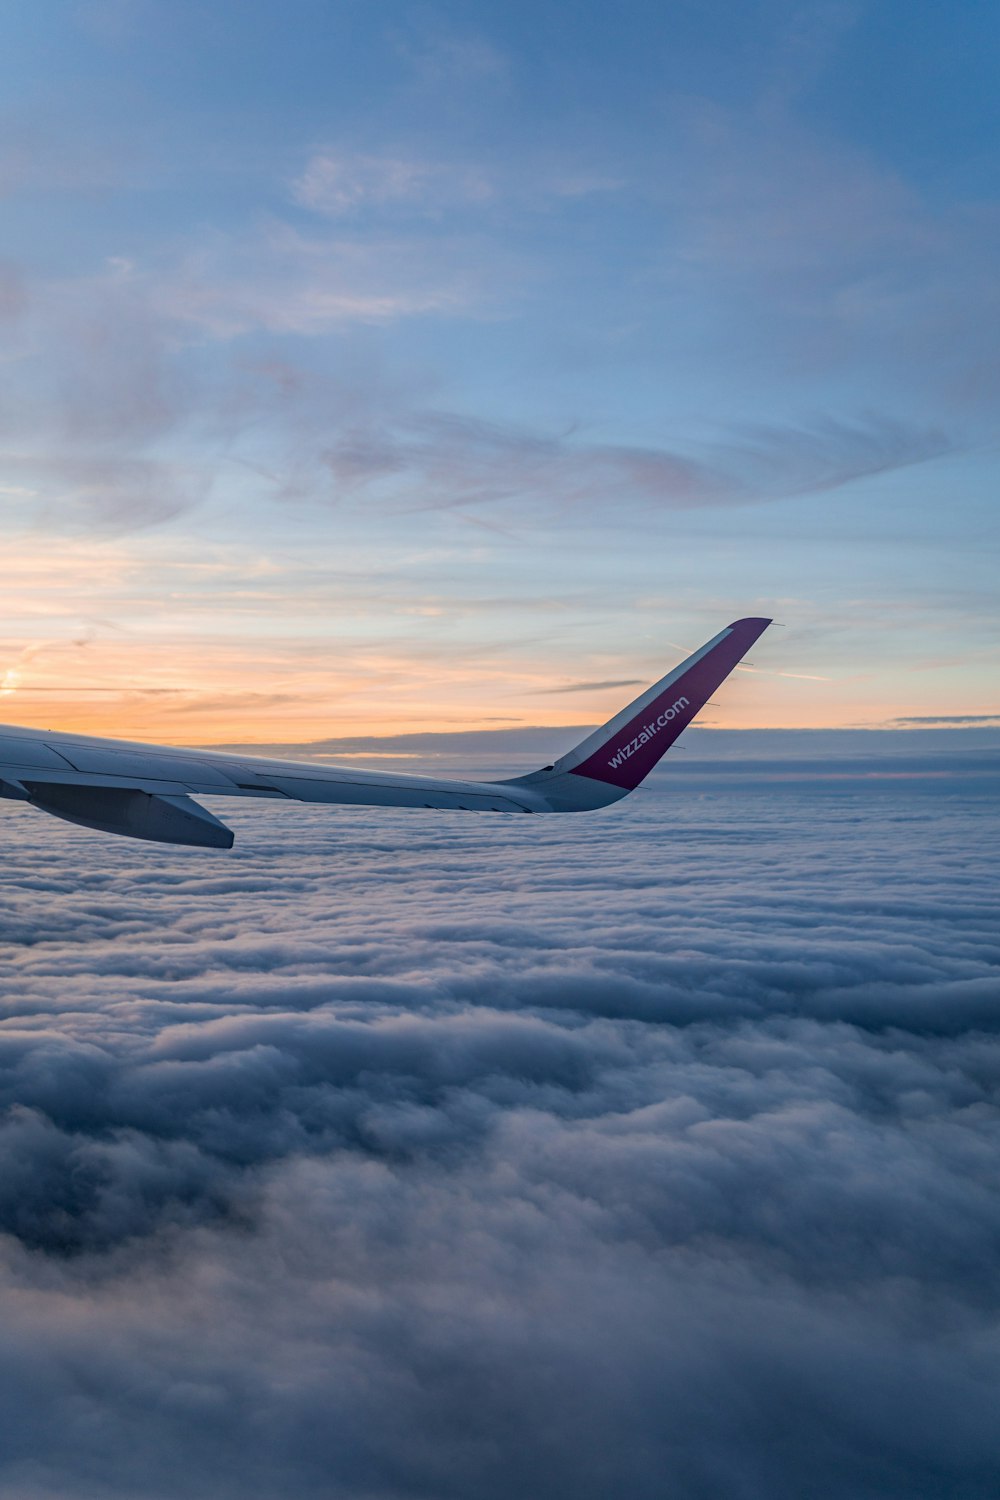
0, 0, 997, 744
1, 766, 999, 1498
2, 13, 1000, 1492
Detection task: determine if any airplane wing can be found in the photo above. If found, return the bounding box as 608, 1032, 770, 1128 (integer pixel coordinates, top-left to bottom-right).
0, 617, 771, 848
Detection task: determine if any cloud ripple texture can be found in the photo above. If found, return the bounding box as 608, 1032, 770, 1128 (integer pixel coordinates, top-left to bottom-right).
0, 769, 998, 1499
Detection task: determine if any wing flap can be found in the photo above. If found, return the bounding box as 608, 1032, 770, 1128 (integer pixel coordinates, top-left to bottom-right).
57, 745, 240, 788
263, 774, 538, 814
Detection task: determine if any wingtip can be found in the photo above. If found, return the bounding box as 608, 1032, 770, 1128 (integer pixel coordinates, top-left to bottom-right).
728, 616, 773, 633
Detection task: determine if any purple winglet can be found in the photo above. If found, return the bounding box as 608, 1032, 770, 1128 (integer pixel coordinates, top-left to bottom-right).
569, 617, 772, 791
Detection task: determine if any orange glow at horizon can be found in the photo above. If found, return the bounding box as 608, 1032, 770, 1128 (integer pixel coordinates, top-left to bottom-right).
1, 541, 995, 748
0, 644, 994, 747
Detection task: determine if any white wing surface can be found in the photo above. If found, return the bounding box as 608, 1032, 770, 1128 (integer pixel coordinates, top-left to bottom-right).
0, 618, 770, 847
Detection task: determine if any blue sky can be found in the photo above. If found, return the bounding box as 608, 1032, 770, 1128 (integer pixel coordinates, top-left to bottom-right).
0, 0, 997, 740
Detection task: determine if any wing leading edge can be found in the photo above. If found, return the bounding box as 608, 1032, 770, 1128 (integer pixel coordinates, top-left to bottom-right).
0, 618, 770, 847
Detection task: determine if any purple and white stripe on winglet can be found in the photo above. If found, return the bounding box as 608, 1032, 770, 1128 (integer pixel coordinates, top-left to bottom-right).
565, 617, 772, 791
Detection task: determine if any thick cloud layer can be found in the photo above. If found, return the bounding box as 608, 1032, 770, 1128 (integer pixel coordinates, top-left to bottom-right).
0, 764, 998, 1497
